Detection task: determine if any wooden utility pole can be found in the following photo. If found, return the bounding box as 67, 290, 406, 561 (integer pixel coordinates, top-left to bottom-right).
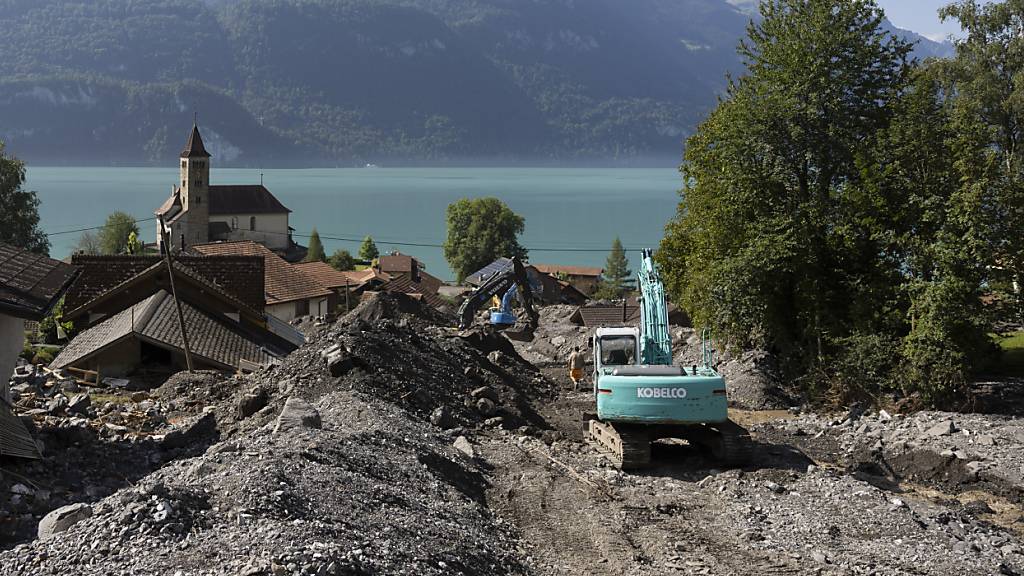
158, 217, 195, 372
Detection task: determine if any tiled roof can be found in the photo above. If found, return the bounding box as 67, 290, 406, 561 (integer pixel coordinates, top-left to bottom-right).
154, 190, 182, 218
532, 264, 603, 278
181, 124, 211, 158
378, 254, 417, 274
64, 255, 265, 317
571, 305, 640, 327
0, 243, 80, 320
466, 258, 512, 286
192, 241, 331, 305
294, 261, 354, 290
52, 291, 281, 372
208, 185, 290, 215
381, 274, 448, 310
0, 399, 40, 459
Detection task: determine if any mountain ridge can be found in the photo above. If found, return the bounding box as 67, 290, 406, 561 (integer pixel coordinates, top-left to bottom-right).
0, 0, 950, 166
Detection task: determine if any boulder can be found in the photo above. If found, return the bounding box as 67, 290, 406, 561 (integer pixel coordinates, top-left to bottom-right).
38, 503, 92, 540
925, 420, 956, 437
274, 397, 322, 435
325, 347, 356, 378
453, 436, 476, 459
67, 393, 91, 416
430, 406, 456, 429
237, 389, 269, 420
470, 386, 499, 403
475, 397, 497, 417
162, 412, 217, 450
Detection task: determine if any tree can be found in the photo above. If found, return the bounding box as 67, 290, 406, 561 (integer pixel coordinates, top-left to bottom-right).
328, 249, 356, 271
658, 0, 913, 393
73, 231, 102, 255
594, 237, 633, 299
443, 197, 527, 283
0, 142, 49, 254
98, 212, 139, 255
940, 0, 1024, 324
305, 228, 326, 262
358, 235, 379, 261
125, 231, 144, 255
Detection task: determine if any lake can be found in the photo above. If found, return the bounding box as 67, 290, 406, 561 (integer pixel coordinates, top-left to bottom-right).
27, 167, 683, 282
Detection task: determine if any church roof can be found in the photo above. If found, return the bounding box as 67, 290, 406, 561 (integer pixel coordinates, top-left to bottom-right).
181, 124, 211, 158
154, 189, 182, 218
208, 185, 290, 215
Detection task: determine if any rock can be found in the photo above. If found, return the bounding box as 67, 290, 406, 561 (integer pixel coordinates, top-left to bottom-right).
46, 394, 69, 414
130, 391, 149, 402
889, 498, 908, 510
878, 409, 893, 422
430, 406, 456, 429
37, 503, 92, 540
66, 393, 91, 415
965, 460, 986, 478
925, 420, 956, 437
162, 412, 218, 450
550, 336, 567, 347
470, 386, 499, 403
475, 397, 497, 417
484, 416, 505, 428
325, 347, 356, 378
765, 481, 786, 494
453, 436, 475, 458
976, 434, 996, 446
811, 551, 829, 564
963, 500, 994, 515
237, 389, 269, 420
274, 397, 322, 435
9, 483, 33, 496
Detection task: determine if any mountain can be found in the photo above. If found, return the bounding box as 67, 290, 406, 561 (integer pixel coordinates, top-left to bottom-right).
0, 0, 950, 166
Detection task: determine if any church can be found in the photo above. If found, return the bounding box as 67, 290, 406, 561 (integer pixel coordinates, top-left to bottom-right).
155, 123, 303, 260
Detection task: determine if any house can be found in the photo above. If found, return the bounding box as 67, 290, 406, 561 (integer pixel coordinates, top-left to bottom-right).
55, 253, 301, 379
294, 262, 390, 313
531, 264, 604, 295
0, 243, 80, 459
570, 299, 690, 328
376, 253, 423, 279
465, 258, 588, 306
155, 123, 304, 260
379, 274, 449, 311
191, 241, 332, 322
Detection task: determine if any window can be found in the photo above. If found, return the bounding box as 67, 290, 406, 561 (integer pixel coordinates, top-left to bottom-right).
230, 217, 238, 230
182, 180, 186, 187
295, 299, 310, 317
181, 161, 186, 169
600, 335, 636, 366
250, 216, 256, 231
195, 196, 201, 204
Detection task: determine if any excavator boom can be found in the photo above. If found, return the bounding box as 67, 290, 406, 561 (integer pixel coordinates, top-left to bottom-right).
456, 258, 539, 337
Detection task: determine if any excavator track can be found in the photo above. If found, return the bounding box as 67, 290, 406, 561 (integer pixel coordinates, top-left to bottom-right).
588, 420, 651, 470
706, 419, 754, 467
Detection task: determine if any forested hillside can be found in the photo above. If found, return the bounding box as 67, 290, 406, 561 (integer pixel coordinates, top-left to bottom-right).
0, 0, 948, 165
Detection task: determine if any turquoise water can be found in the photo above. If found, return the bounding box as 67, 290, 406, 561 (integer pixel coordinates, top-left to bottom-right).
27, 167, 682, 282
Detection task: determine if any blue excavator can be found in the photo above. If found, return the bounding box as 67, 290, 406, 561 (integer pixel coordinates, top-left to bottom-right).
457, 257, 539, 341
586, 249, 752, 469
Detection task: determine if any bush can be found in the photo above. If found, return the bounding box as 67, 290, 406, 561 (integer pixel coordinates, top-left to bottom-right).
824, 332, 902, 406
21, 340, 35, 361
32, 348, 54, 365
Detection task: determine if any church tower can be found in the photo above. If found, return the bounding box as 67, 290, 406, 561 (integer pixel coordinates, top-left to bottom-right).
179, 123, 211, 247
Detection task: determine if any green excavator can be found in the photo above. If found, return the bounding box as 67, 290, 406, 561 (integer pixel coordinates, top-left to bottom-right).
586, 249, 752, 469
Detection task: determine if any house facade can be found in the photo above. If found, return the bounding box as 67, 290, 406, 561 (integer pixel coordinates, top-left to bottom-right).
156, 124, 294, 255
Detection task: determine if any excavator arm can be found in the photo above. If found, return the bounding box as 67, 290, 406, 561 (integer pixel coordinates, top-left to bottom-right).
457, 258, 539, 334
637, 248, 673, 366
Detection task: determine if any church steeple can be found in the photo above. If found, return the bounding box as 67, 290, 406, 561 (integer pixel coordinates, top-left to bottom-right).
180, 123, 211, 159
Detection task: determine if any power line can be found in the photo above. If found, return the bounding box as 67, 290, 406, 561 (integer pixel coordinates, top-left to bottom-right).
46, 216, 158, 237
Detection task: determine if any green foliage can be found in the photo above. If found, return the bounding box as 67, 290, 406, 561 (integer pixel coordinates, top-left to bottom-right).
593, 237, 632, 300
358, 236, 379, 262
31, 348, 54, 366
443, 197, 527, 283
328, 249, 356, 272
37, 297, 74, 345
0, 141, 49, 254
21, 339, 35, 361
305, 228, 326, 262
98, 211, 140, 255
994, 331, 1024, 376
125, 230, 144, 255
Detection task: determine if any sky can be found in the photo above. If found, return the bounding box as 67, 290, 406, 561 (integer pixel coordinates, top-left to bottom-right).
875, 0, 971, 42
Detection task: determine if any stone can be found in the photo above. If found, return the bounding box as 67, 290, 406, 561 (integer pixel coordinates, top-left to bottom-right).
470, 386, 499, 403
475, 397, 497, 417
237, 389, 269, 420
430, 406, 456, 429
977, 434, 996, 446
9, 483, 33, 496
878, 409, 892, 422
925, 420, 956, 437
130, 391, 149, 402
484, 416, 505, 428
37, 503, 92, 540
274, 397, 322, 435
325, 348, 356, 378
46, 394, 69, 414
162, 412, 218, 450
453, 436, 475, 459
550, 336, 567, 347
765, 481, 785, 494
811, 551, 829, 564
67, 393, 91, 415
